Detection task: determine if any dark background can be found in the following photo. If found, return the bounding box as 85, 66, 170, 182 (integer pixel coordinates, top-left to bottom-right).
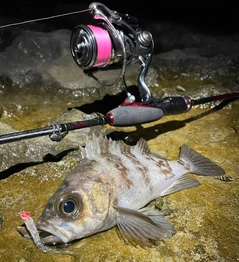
1, 0, 238, 34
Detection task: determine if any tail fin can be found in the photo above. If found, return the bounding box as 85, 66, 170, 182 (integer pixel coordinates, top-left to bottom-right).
179, 144, 225, 176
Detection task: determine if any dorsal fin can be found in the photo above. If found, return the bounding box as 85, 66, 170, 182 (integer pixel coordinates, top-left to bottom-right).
80, 135, 152, 160
132, 138, 151, 154
79, 134, 124, 160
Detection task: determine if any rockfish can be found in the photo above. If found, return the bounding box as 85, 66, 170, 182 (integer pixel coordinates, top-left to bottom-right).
37, 135, 225, 245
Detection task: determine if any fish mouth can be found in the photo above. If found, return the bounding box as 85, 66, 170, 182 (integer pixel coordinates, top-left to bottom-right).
37, 221, 73, 245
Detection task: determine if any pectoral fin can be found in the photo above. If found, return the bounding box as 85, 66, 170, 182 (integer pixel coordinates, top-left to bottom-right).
160, 175, 201, 197
114, 206, 175, 240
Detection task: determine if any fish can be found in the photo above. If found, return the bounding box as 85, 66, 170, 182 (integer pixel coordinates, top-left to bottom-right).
36, 134, 225, 245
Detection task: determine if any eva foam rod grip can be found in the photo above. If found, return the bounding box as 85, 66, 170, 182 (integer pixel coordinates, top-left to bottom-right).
107, 106, 164, 126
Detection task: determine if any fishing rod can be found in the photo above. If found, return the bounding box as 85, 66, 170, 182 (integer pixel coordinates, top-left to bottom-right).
0, 2, 238, 145
0, 92, 238, 145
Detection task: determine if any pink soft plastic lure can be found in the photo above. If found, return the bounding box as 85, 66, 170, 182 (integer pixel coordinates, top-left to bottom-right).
20, 211, 49, 252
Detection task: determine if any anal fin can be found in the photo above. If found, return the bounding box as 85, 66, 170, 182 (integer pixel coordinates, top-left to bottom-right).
160, 175, 201, 197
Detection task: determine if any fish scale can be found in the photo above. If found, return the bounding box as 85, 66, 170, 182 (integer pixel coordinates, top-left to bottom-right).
115, 152, 170, 206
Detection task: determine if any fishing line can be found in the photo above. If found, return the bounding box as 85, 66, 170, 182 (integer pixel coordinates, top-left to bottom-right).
86, 25, 112, 68
0, 9, 90, 29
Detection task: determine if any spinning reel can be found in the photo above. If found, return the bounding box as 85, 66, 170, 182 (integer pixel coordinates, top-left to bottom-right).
70, 2, 154, 103
0, 2, 238, 145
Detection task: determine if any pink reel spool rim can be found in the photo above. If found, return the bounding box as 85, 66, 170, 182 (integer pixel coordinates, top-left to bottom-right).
88, 25, 112, 67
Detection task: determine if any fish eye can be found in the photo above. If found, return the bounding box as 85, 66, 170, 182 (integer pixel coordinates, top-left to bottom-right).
63, 200, 75, 213
56, 194, 81, 219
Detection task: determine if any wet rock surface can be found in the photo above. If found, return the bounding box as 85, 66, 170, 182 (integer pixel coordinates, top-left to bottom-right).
0, 6, 239, 262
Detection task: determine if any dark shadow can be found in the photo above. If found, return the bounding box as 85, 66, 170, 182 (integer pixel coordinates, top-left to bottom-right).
0, 148, 78, 180
42, 148, 78, 162
72, 85, 141, 115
